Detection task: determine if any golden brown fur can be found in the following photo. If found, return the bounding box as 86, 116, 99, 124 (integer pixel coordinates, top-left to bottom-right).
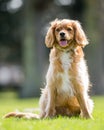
4, 19, 93, 119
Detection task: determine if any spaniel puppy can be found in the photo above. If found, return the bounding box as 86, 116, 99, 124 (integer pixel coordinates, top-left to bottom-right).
4, 19, 93, 119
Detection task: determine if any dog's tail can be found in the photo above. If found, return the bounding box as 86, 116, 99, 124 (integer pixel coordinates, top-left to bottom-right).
3, 112, 40, 119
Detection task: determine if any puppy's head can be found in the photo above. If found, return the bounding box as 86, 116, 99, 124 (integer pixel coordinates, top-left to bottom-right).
45, 19, 88, 48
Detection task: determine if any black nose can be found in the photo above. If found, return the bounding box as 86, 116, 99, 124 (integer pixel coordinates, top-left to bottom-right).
60, 32, 65, 37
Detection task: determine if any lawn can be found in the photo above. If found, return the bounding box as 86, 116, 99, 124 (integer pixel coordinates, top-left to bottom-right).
0, 91, 104, 130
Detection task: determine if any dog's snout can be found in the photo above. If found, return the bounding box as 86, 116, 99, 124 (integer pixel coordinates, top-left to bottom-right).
60, 32, 65, 37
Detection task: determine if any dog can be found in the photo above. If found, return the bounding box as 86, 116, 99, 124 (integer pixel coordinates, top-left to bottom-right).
4, 19, 93, 119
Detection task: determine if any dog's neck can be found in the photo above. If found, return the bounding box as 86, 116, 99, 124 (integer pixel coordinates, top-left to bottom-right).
52, 44, 84, 59
53, 44, 78, 54
54, 46, 70, 53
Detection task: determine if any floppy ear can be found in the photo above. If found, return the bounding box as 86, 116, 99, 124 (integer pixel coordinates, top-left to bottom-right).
45, 19, 58, 48
73, 21, 89, 47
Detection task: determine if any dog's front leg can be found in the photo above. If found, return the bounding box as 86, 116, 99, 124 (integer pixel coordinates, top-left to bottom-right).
75, 87, 92, 119
45, 84, 56, 118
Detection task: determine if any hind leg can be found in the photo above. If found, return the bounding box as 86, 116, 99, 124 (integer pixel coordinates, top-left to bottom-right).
67, 97, 80, 117
55, 96, 80, 117
55, 105, 80, 117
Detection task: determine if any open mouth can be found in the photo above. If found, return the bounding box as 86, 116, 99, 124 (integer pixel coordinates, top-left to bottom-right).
59, 39, 68, 47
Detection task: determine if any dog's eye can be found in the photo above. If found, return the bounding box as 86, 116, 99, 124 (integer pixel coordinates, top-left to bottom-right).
56, 28, 60, 32
67, 27, 72, 31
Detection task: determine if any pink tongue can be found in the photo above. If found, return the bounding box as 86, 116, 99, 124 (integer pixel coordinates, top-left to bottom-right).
59, 40, 67, 47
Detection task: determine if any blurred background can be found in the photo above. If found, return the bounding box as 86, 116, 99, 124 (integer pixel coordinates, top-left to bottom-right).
0, 0, 104, 98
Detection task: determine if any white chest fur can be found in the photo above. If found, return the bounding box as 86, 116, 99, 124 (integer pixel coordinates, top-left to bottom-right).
61, 53, 72, 70
60, 53, 74, 96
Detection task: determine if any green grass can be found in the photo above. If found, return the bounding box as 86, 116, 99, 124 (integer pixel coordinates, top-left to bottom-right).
0, 91, 104, 130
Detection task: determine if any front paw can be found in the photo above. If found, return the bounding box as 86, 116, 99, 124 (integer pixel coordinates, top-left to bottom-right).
45, 108, 56, 118
80, 111, 93, 119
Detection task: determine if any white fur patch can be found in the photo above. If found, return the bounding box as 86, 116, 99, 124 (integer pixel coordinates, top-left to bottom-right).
60, 53, 74, 96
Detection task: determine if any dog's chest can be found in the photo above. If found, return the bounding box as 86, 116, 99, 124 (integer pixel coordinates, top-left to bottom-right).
61, 53, 72, 70
59, 53, 74, 96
